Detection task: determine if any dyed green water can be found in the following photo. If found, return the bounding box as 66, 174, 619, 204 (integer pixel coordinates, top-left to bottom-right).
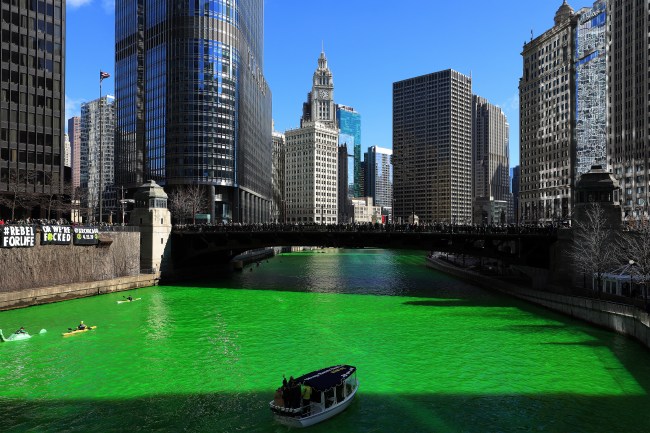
1, 249, 650, 432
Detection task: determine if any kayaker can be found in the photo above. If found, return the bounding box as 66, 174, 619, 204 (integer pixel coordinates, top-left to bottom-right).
127, 296, 133, 301
77, 321, 87, 330
15, 327, 26, 334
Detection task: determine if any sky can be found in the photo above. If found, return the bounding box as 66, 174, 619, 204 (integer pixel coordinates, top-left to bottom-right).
65, 0, 577, 168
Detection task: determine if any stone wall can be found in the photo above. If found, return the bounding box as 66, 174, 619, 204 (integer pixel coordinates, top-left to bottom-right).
0, 231, 140, 292
0, 274, 158, 310
427, 256, 650, 350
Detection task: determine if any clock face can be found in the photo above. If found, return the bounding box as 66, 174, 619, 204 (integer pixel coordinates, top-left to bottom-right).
319, 90, 328, 99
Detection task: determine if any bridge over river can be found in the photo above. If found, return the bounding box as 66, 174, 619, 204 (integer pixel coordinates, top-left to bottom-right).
170, 224, 561, 271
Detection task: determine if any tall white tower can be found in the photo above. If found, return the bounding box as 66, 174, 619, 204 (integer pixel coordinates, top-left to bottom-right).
286, 51, 340, 224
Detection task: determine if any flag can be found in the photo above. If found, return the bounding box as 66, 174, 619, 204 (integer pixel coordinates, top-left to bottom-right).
100, 71, 110, 80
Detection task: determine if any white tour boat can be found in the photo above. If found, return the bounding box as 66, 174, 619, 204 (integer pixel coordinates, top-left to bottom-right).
269, 365, 358, 428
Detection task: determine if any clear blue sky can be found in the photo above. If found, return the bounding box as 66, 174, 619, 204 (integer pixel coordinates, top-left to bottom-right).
66, 0, 573, 168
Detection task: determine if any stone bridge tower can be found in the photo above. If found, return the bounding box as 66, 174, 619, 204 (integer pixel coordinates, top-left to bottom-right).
130, 181, 172, 274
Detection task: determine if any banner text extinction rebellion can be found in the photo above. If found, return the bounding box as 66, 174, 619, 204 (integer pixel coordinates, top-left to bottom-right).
1, 225, 100, 248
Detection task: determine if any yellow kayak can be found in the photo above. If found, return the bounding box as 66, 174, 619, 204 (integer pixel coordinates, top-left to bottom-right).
62, 326, 97, 337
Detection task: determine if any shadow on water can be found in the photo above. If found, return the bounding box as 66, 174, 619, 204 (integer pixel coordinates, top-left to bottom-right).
2, 392, 650, 433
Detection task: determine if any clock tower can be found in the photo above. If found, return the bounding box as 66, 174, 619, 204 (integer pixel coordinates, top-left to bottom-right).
301, 50, 336, 128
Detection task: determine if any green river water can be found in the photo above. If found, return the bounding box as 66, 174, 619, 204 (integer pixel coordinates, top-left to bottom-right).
1, 249, 650, 432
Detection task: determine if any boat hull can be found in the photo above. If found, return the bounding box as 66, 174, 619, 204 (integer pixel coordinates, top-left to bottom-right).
0, 330, 31, 342
273, 383, 358, 428
62, 326, 97, 337
117, 298, 141, 304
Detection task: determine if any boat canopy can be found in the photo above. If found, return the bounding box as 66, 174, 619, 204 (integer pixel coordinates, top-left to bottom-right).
295, 365, 356, 393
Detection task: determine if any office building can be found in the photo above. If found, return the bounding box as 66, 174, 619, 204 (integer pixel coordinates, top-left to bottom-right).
338, 143, 351, 223
0, 0, 65, 216
472, 95, 510, 224
393, 69, 472, 224
350, 197, 381, 224
285, 51, 338, 224
115, 0, 272, 223
272, 125, 285, 222
337, 105, 361, 197
364, 146, 392, 210
64, 134, 70, 168
607, 0, 650, 218
575, 0, 607, 180
519, 1, 576, 223
512, 165, 520, 223
80, 95, 116, 220
68, 116, 81, 190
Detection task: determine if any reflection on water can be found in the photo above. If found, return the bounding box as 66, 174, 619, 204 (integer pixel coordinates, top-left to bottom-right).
0, 249, 650, 432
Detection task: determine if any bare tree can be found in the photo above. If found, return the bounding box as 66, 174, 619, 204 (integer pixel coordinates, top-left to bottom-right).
186, 184, 208, 224
3, 168, 38, 220
570, 202, 619, 291
168, 185, 208, 224
617, 219, 650, 304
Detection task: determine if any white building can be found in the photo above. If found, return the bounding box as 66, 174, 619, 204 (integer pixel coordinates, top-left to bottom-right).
285, 51, 339, 224
351, 197, 382, 224
80, 95, 116, 220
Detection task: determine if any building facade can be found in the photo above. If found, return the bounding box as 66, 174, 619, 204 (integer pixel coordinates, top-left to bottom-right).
68, 116, 81, 190
607, 0, 650, 219
338, 143, 350, 223
0, 0, 65, 217
393, 69, 472, 224
285, 51, 338, 224
575, 0, 607, 180
364, 146, 393, 210
519, 1, 576, 223
271, 126, 285, 222
511, 165, 520, 223
80, 95, 116, 220
472, 95, 510, 224
115, 0, 272, 223
337, 105, 361, 198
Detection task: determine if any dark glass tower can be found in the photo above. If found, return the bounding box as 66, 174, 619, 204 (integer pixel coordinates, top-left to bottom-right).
115, 0, 272, 223
0, 0, 65, 217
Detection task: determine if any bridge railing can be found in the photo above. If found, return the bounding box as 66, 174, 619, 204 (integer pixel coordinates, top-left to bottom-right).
172, 223, 559, 236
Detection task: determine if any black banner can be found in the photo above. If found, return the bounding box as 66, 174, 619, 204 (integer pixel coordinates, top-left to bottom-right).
0, 225, 36, 248
73, 226, 99, 245
41, 225, 72, 245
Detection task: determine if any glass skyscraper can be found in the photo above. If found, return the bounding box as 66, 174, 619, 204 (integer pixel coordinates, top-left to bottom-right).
115, 0, 272, 223
1, 0, 65, 216
575, 0, 607, 180
337, 105, 361, 198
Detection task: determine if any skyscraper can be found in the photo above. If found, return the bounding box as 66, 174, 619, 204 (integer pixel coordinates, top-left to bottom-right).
115, 0, 272, 223
272, 126, 285, 223
607, 0, 650, 218
519, 1, 576, 223
68, 116, 81, 190
0, 0, 65, 217
364, 146, 393, 210
285, 51, 338, 224
80, 96, 116, 220
511, 165, 521, 223
472, 95, 510, 224
575, 0, 607, 180
338, 144, 350, 223
393, 69, 472, 224
337, 105, 361, 197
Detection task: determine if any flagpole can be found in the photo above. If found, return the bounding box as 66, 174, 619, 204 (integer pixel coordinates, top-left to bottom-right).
99, 71, 103, 224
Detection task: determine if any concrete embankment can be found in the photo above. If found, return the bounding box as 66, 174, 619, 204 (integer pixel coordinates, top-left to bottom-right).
0, 273, 159, 311
427, 256, 650, 350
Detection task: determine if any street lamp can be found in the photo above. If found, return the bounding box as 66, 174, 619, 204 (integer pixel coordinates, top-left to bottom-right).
120, 198, 135, 225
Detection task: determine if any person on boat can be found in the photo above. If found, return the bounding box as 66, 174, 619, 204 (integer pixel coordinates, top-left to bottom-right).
273, 387, 284, 407
127, 296, 133, 301
77, 321, 87, 330
15, 326, 26, 334
282, 375, 287, 388
301, 384, 312, 412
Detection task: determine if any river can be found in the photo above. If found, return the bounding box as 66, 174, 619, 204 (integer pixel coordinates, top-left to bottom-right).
1, 248, 650, 432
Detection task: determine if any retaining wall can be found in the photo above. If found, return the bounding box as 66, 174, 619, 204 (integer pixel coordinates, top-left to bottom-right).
0, 273, 158, 310
427, 256, 650, 350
